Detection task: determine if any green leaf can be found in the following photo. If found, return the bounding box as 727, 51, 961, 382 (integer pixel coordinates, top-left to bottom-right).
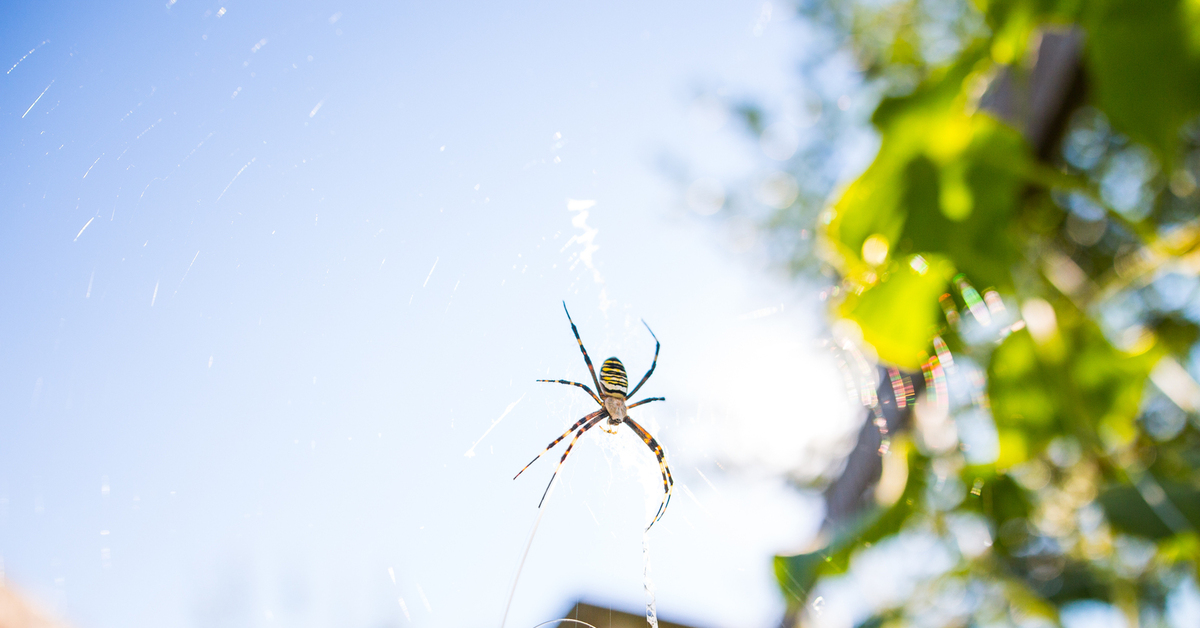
1070, 324, 1160, 447
853, 614, 893, 628
987, 329, 1061, 465
892, 121, 1027, 292
1084, 0, 1200, 165
980, 0, 1082, 64
840, 257, 952, 369
1097, 480, 1200, 540
961, 472, 1033, 554
1148, 314, 1200, 359
825, 43, 1037, 367
988, 319, 1159, 463
830, 48, 997, 268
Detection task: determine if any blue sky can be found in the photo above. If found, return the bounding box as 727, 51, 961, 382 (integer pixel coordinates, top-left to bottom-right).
0, 2, 858, 627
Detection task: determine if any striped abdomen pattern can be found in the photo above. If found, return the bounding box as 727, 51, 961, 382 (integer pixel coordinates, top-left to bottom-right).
600, 357, 628, 396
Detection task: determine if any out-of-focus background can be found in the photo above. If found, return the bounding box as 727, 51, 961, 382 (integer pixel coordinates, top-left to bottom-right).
8, 1, 1200, 628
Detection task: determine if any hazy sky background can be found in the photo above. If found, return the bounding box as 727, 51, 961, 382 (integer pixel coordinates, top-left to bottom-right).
0, 2, 863, 627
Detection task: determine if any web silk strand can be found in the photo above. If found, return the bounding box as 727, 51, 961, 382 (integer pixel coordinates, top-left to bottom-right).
500, 474, 560, 628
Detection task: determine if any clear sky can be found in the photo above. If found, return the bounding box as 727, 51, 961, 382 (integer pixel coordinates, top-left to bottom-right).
0, 2, 857, 627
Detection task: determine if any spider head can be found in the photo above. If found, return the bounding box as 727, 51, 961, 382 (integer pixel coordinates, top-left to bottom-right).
599, 357, 629, 397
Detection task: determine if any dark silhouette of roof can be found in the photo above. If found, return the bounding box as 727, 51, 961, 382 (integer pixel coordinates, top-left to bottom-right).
555, 601, 705, 628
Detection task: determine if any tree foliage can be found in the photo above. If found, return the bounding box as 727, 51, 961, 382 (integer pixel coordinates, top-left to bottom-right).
753, 0, 1200, 625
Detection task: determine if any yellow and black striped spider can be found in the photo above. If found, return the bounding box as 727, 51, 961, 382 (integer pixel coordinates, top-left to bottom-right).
514, 302, 673, 530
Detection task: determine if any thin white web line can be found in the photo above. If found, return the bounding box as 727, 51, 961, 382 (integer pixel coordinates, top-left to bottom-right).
465, 394, 525, 457
422, 257, 439, 287
217, 157, 255, 201
22, 80, 54, 118
73, 217, 94, 242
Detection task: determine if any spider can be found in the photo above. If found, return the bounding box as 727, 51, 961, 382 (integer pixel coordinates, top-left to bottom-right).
514, 301, 674, 530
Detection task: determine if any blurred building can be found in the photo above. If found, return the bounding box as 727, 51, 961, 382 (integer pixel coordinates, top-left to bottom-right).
0, 584, 64, 628
559, 601, 703, 628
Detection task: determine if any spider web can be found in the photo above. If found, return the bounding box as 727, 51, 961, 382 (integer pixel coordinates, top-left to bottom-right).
1, 5, 840, 628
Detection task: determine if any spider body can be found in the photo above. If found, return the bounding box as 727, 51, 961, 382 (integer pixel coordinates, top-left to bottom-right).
600, 357, 629, 427
514, 302, 673, 530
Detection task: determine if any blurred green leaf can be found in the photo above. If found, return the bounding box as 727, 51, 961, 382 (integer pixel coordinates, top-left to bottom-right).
1048, 560, 1111, 603
962, 472, 1033, 552
1084, 0, 1200, 165
840, 258, 951, 369
756, 0, 1200, 620
988, 321, 1158, 463
830, 47, 1003, 268
988, 329, 1061, 465
1071, 324, 1160, 446
736, 104, 764, 135
1158, 532, 1200, 568
825, 41, 1038, 367
1098, 480, 1200, 540
1148, 314, 1200, 358
854, 614, 894, 628
979, 0, 1082, 64
895, 122, 1027, 291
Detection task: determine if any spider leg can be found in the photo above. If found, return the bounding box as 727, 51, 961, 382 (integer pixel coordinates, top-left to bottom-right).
626, 320, 660, 398
537, 413, 608, 507
535, 379, 603, 407
622, 416, 674, 530
627, 396, 664, 409
561, 301, 604, 393
513, 409, 607, 481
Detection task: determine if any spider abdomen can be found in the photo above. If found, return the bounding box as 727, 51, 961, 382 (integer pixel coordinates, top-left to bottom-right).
599, 357, 629, 396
